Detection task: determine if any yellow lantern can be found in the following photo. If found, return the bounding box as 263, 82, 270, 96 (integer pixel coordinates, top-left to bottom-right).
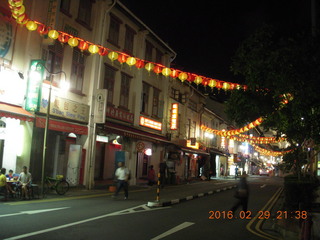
26, 21, 37, 31
194, 76, 203, 85
178, 72, 188, 82
68, 38, 79, 48
126, 57, 136, 66
162, 67, 171, 77
108, 51, 118, 61
48, 30, 59, 39
145, 62, 154, 72
88, 44, 99, 54
208, 79, 217, 88
13, 5, 25, 15
222, 82, 230, 90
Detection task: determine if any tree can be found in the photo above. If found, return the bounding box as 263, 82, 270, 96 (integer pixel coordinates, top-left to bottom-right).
225, 25, 320, 179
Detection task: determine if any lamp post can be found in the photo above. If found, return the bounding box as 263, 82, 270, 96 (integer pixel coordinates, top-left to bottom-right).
35, 63, 67, 196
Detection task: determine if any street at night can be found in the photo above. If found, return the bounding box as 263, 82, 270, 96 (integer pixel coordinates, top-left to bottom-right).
0, 177, 287, 240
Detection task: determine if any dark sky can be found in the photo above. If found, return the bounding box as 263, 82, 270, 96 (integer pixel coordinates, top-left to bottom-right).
120, 0, 312, 84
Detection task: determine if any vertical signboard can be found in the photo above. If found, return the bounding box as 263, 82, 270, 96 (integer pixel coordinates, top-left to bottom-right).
170, 103, 179, 130
25, 60, 45, 111
94, 89, 107, 123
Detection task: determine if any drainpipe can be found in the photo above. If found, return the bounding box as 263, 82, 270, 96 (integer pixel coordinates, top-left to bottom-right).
86, 0, 117, 190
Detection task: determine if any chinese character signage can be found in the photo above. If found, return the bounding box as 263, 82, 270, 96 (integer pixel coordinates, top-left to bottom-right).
106, 106, 134, 123
170, 103, 178, 130
39, 84, 89, 123
25, 60, 45, 111
139, 116, 162, 131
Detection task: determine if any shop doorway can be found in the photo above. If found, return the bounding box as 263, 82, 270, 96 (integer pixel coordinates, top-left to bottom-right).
94, 142, 105, 180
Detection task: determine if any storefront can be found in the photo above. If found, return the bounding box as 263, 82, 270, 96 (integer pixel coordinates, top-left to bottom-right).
29, 82, 89, 185
0, 68, 33, 173
102, 113, 170, 185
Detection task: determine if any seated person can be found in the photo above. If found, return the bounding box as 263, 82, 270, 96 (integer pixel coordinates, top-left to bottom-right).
6, 169, 18, 193
18, 166, 32, 200
6, 169, 19, 180
0, 168, 15, 200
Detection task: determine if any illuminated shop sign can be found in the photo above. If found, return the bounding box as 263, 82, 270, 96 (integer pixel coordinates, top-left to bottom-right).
139, 116, 162, 131
186, 140, 199, 149
170, 103, 178, 130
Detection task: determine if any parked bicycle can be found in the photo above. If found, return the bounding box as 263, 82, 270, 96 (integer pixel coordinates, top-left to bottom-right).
43, 175, 70, 195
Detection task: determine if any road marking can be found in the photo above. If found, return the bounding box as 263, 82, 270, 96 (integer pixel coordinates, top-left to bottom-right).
260, 184, 266, 188
246, 187, 283, 240
5, 188, 150, 205
3, 204, 170, 240
150, 222, 194, 240
0, 207, 69, 218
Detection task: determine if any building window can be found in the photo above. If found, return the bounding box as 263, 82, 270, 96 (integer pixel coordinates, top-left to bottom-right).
77, 0, 92, 27
124, 25, 135, 55
44, 42, 64, 86
188, 100, 197, 112
108, 15, 121, 46
60, 0, 71, 15
191, 121, 196, 138
119, 73, 131, 109
70, 48, 86, 93
155, 49, 162, 65
170, 88, 186, 104
103, 65, 117, 104
187, 119, 191, 139
152, 88, 160, 117
141, 82, 149, 114
145, 41, 153, 62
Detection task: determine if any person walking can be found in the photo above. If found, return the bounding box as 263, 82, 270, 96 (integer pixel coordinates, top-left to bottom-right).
230, 171, 249, 214
113, 162, 129, 200
147, 165, 156, 186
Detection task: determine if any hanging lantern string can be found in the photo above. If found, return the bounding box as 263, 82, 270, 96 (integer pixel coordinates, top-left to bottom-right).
8, 0, 248, 91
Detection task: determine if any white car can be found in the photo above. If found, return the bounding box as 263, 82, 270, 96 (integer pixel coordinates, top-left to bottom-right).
259, 168, 269, 176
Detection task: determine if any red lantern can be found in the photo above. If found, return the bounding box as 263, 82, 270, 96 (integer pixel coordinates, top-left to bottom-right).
216, 81, 222, 89
78, 40, 89, 51
98, 47, 108, 56
170, 69, 179, 78
58, 33, 69, 44
153, 65, 162, 74
37, 24, 48, 35
187, 73, 195, 82
117, 54, 127, 64
135, 60, 145, 69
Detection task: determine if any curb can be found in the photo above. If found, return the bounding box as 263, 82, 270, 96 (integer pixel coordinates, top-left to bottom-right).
147, 184, 237, 207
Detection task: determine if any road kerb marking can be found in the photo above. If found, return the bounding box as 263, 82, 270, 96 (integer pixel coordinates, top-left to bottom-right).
246, 187, 283, 240
150, 222, 195, 240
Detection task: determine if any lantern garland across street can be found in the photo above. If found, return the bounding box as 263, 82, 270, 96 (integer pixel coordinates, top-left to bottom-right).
7, 0, 248, 92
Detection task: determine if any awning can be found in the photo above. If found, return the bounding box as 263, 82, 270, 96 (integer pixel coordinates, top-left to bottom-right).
36, 117, 88, 135
180, 147, 210, 156
0, 103, 34, 122
105, 121, 171, 144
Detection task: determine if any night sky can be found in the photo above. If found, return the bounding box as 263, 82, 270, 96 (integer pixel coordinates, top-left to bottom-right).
120, 0, 312, 84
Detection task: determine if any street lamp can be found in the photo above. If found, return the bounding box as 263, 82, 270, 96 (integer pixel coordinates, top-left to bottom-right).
35, 63, 67, 196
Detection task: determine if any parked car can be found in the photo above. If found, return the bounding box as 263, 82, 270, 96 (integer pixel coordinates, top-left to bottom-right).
259, 168, 269, 176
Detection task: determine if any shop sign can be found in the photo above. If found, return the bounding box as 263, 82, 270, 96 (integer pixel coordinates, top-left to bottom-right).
170, 103, 178, 130
94, 89, 107, 124
0, 9, 16, 61
186, 140, 199, 149
25, 60, 45, 111
139, 116, 162, 131
40, 89, 89, 123
106, 106, 134, 123
136, 141, 145, 152
0, 68, 25, 106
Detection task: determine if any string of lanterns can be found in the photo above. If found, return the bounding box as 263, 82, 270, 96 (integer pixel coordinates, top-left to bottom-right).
8, 0, 293, 157
7, 0, 248, 91
251, 144, 293, 157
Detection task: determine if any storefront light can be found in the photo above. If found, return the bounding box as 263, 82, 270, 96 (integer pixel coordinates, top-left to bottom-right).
145, 148, 152, 156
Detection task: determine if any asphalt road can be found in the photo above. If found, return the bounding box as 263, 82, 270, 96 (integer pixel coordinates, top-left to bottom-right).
0, 177, 283, 240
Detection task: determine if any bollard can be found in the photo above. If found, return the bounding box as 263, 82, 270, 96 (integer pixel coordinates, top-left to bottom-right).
156, 172, 161, 202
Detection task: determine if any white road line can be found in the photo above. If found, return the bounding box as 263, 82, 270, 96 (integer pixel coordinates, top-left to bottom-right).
0, 207, 69, 218
150, 222, 195, 240
4, 204, 170, 240
260, 184, 267, 188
